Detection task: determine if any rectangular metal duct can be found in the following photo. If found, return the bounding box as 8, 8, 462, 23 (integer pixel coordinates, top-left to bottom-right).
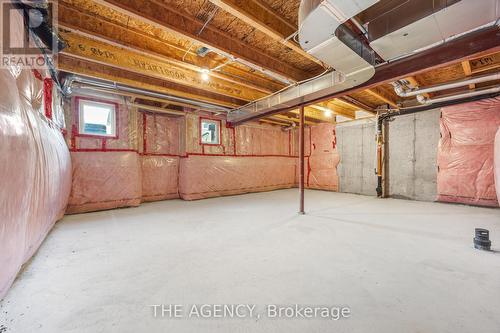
369, 0, 500, 61
367, 0, 461, 42
227, 0, 379, 124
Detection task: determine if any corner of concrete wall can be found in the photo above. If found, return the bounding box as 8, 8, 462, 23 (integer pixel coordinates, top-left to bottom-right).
386, 109, 441, 201
336, 118, 377, 196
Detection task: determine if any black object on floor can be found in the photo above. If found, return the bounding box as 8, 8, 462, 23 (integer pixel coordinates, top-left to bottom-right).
474, 228, 491, 251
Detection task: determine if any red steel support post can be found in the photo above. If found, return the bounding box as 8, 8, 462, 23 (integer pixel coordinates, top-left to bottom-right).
299, 105, 305, 214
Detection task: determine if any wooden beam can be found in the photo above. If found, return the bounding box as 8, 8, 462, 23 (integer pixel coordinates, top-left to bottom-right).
75, 85, 227, 112
405, 76, 430, 97
469, 52, 500, 74
57, 2, 283, 94
274, 113, 320, 125
208, 0, 323, 66
58, 55, 242, 108
252, 0, 296, 31
461, 61, 475, 89
365, 87, 399, 108
319, 102, 356, 119
60, 31, 265, 102
303, 105, 343, 121
94, 0, 310, 81
129, 102, 185, 116
259, 118, 291, 126
339, 96, 376, 114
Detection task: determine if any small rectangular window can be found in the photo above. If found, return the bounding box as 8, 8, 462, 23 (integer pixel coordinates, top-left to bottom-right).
200, 118, 220, 145
78, 99, 117, 137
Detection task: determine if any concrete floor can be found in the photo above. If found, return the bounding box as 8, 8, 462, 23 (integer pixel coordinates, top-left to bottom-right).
1, 189, 500, 333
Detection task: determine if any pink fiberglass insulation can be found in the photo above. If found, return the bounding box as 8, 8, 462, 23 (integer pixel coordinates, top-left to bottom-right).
0, 66, 71, 298
235, 123, 290, 155
307, 123, 339, 190
179, 116, 299, 200
179, 156, 297, 200
142, 156, 180, 201
66, 152, 142, 214
141, 113, 181, 201
495, 128, 500, 206
437, 97, 500, 207
68, 94, 133, 151
144, 113, 180, 155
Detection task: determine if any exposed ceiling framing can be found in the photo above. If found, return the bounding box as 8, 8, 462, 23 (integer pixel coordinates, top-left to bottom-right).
56, 0, 500, 126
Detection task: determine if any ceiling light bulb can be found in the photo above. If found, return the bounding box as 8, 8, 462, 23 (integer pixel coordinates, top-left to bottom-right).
201, 68, 210, 81
324, 109, 333, 118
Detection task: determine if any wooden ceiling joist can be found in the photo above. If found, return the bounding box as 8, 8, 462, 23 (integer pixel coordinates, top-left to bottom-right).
93, 0, 311, 81
460, 61, 475, 89
208, 0, 324, 66
405, 76, 430, 97
58, 55, 242, 108
129, 102, 185, 116
469, 52, 500, 74
60, 31, 265, 102
364, 87, 399, 109
338, 96, 376, 114
57, 2, 284, 94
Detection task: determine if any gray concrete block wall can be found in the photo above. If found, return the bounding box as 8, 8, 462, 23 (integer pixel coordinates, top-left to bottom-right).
336, 108, 440, 201
336, 118, 377, 196
387, 109, 441, 201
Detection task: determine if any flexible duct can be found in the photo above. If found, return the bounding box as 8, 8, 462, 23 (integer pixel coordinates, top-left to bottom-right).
393, 72, 500, 97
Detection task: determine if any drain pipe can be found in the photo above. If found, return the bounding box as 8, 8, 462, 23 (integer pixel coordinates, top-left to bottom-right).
62, 75, 232, 112
375, 89, 500, 197
417, 85, 500, 105
375, 114, 384, 197
392, 72, 500, 97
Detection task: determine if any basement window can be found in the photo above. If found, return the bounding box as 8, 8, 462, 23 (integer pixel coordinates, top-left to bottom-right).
200, 118, 220, 145
78, 99, 117, 138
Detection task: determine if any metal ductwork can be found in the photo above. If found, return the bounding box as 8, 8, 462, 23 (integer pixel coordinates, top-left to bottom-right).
417, 86, 500, 105
227, 0, 379, 124
62, 75, 232, 113
392, 72, 500, 97
369, 0, 500, 61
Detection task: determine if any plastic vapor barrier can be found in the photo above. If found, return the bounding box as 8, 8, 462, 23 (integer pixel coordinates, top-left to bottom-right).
141, 113, 181, 201
0, 57, 71, 299
495, 128, 500, 206
437, 97, 500, 207
66, 152, 142, 213
142, 156, 180, 201
179, 118, 298, 200
179, 156, 297, 200
307, 123, 339, 190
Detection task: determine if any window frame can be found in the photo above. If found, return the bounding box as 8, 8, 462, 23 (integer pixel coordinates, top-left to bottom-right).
199, 117, 222, 146
76, 97, 119, 139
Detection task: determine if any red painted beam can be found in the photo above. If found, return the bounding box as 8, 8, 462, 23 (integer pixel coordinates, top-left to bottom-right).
230, 25, 500, 126
298, 105, 305, 215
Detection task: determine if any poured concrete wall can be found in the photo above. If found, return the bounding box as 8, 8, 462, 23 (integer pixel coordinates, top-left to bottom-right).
336, 118, 377, 196
336, 109, 440, 201
386, 109, 440, 201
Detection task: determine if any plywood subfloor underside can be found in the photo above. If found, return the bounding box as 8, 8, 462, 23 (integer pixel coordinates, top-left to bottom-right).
1, 189, 499, 332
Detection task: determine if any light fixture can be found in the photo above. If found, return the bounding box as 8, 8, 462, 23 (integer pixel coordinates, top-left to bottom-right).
315, 105, 333, 118
201, 68, 210, 81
